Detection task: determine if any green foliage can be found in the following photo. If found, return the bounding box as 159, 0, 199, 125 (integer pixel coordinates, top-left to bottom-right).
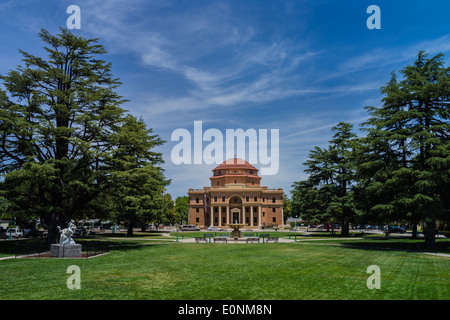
357, 51, 450, 247
293, 51, 449, 247
0, 28, 169, 240
282, 194, 292, 221
292, 122, 358, 235
174, 195, 189, 223
84, 106, 170, 236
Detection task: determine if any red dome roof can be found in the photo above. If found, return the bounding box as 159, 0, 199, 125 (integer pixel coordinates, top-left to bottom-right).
213, 158, 258, 171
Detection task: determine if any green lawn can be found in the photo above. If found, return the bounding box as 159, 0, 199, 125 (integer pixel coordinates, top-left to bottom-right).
1, 237, 449, 300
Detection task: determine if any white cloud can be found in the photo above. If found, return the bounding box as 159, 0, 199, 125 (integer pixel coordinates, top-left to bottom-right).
69, 1, 450, 199
321, 34, 450, 82
79, 0, 323, 115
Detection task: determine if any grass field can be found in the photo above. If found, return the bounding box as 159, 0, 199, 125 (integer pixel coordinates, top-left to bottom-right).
1, 234, 449, 300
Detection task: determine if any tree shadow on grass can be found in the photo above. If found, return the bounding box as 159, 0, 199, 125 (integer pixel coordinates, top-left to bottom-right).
95, 231, 168, 238
0, 238, 166, 258
334, 238, 450, 254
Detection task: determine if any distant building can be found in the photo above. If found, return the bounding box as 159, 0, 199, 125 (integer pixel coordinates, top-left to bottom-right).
188, 158, 284, 228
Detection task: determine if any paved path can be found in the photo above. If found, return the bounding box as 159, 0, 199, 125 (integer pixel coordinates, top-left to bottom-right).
177, 237, 296, 244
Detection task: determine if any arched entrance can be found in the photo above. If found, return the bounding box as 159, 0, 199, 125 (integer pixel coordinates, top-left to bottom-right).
229, 196, 243, 224
231, 208, 241, 224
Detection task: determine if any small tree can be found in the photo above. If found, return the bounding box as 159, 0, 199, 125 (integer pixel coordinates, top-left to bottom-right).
296, 122, 358, 236
174, 196, 189, 224
106, 115, 169, 237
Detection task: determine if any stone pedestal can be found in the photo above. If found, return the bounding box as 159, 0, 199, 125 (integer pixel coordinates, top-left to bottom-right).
230, 230, 241, 238
50, 244, 82, 258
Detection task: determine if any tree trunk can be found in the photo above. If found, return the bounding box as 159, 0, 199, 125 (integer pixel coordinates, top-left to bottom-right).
341, 218, 350, 237
411, 222, 418, 239
47, 225, 59, 244
46, 214, 66, 244
127, 217, 134, 237
423, 219, 436, 249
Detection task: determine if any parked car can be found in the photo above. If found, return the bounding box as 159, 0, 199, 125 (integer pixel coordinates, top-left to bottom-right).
73, 228, 86, 237
208, 227, 224, 231
23, 229, 44, 238
90, 226, 105, 234
384, 225, 407, 234
207, 226, 224, 231
181, 225, 200, 231
391, 226, 407, 233
6, 228, 23, 238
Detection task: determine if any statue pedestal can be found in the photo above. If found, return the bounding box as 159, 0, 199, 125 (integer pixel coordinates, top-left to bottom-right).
50, 244, 82, 258
230, 230, 241, 239
227, 223, 245, 241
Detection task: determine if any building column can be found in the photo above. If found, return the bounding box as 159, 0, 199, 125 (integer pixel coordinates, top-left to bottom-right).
258, 206, 262, 228
242, 205, 245, 225
250, 206, 254, 227
219, 207, 222, 227
210, 206, 214, 227
226, 205, 230, 225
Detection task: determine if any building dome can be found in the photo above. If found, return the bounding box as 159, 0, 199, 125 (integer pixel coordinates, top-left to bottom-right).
188, 158, 284, 228
213, 158, 258, 172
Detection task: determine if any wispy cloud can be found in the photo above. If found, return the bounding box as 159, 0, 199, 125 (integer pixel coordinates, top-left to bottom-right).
0, 0, 38, 11
79, 0, 322, 116
320, 34, 450, 82
63, 1, 450, 198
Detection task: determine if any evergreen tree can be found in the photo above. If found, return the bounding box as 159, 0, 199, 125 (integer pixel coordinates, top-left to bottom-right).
358, 52, 450, 247
291, 180, 329, 225
292, 122, 358, 236
0, 28, 169, 242
105, 115, 169, 236
174, 196, 189, 224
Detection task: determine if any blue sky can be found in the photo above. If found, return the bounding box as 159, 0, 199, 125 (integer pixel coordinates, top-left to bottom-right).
1, 0, 450, 199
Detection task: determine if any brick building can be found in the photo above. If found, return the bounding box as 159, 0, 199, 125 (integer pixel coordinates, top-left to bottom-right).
188, 158, 284, 228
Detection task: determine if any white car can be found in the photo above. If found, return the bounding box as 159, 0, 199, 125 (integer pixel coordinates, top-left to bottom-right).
6, 228, 23, 238
207, 226, 224, 231
181, 225, 200, 231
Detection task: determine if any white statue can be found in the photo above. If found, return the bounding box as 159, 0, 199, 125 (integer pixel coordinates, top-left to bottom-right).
58, 220, 77, 245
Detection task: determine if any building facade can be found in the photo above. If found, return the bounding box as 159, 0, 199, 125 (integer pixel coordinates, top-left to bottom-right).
188, 158, 284, 228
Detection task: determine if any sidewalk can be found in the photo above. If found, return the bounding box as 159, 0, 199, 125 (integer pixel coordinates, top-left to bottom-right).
176, 236, 296, 244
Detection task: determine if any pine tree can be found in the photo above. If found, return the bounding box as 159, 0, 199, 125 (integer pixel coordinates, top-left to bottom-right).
292, 122, 358, 236
0, 28, 169, 242
358, 52, 450, 248
106, 115, 169, 236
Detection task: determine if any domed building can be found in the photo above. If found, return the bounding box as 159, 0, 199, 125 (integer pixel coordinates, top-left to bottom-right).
188, 158, 284, 228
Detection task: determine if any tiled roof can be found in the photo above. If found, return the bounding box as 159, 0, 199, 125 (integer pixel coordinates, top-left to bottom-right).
213, 158, 258, 171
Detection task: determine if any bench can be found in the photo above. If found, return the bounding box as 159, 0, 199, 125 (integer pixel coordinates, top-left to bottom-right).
218, 233, 230, 238
214, 237, 228, 243
266, 237, 279, 243
195, 237, 207, 243
246, 237, 260, 243
203, 233, 214, 239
